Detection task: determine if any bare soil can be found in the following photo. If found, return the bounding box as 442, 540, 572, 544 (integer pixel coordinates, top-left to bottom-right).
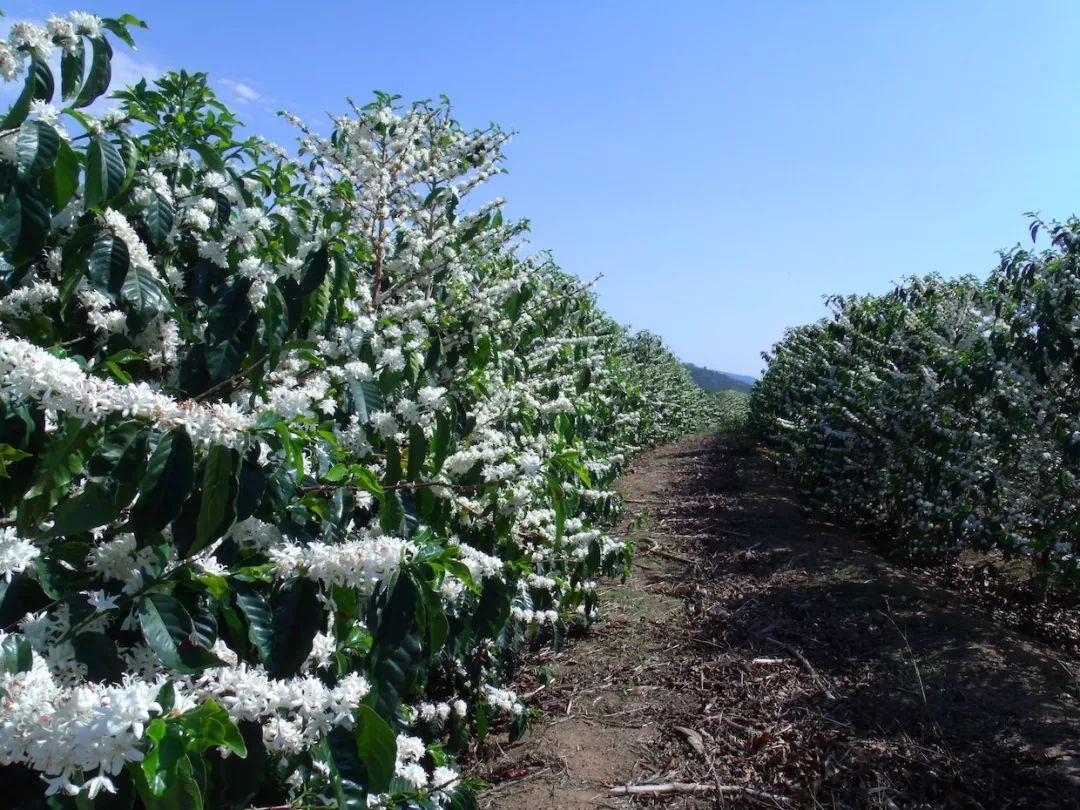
474, 433, 1080, 809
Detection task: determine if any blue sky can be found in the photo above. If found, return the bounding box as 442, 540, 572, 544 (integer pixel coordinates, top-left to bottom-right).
8, 1, 1080, 376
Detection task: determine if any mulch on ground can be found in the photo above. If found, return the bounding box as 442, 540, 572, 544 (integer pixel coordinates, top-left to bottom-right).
474, 433, 1080, 808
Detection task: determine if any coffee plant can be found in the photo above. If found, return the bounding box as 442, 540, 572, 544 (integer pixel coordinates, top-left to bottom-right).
752, 218, 1080, 590
0, 11, 719, 808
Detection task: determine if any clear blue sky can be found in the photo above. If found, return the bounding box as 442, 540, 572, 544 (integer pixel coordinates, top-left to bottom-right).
9, 1, 1080, 376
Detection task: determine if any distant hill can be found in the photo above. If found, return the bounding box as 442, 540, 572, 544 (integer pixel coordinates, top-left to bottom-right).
684, 362, 756, 393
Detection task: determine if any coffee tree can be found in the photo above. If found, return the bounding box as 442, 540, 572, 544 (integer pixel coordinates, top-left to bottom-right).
752, 221, 1080, 590
0, 11, 717, 808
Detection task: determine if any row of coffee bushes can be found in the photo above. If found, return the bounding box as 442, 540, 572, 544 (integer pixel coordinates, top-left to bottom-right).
620, 330, 730, 444
0, 13, 718, 808
752, 219, 1079, 590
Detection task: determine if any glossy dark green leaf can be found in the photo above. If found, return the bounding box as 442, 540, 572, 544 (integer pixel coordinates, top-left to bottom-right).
383, 440, 401, 487
138, 592, 223, 674
51, 478, 123, 534
210, 721, 265, 807
379, 490, 404, 535
144, 191, 174, 246
84, 134, 126, 208
407, 424, 427, 481
1, 633, 31, 673
432, 411, 452, 472
234, 585, 273, 663
48, 139, 80, 210
354, 705, 396, 793
192, 445, 237, 554
0, 179, 50, 265
128, 428, 195, 535
267, 577, 321, 677
74, 35, 113, 108
15, 119, 59, 178
60, 40, 85, 100
473, 576, 513, 640
369, 633, 422, 717
298, 244, 330, 295
234, 450, 266, 521
121, 265, 169, 316
88, 232, 130, 298
375, 573, 417, 652
71, 631, 125, 682
1, 58, 53, 130
263, 282, 289, 366
88, 420, 149, 481
204, 277, 255, 374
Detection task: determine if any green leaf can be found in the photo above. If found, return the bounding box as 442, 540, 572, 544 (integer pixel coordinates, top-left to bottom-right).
84, 134, 126, 209
432, 411, 452, 472
192, 445, 237, 554
134, 727, 205, 809
74, 36, 113, 108
88, 419, 149, 480
16, 119, 59, 178
234, 586, 274, 664
88, 232, 130, 298
144, 190, 174, 246
211, 721, 265, 807
118, 131, 139, 194
351, 379, 384, 423
422, 584, 449, 658
234, 450, 266, 521
128, 428, 195, 535
1, 633, 31, 673
375, 574, 417, 652
102, 15, 148, 49
71, 631, 125, 682
60, 40, 85, 100
298, 244, 330, 295
379, 490, 404, 535
383, 441, 401, 488
267, 577, 322, 677
473, 576, 513, 640
48, 139, 80, 210
138, 592, 223, 674
180, 698, 247, 756
369, 633, 422, 717
264, 283, 289, 366
51, 478, 124, 534
1, 58, 53, 130
352, 465, 383, 498
121, 265, 169, 315
407, 424, 427, 481
0, 443, 32, 477
354, 705, 396, 793
140, 721, 186, 795
0, 179, 50, 266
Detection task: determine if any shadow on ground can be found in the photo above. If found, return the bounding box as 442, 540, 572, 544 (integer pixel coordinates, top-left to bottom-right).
477, 434, 1080, 808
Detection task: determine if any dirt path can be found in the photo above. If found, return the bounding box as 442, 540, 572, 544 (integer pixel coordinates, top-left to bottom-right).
477, 433, 1080, 808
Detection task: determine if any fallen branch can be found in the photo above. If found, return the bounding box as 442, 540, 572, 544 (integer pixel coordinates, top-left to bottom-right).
761, 634, 836, 699
609, 782, 790, 802
639, 540, 696, 565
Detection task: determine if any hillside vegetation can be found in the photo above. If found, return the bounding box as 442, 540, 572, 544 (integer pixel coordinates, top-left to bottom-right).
683, 361, 755, 393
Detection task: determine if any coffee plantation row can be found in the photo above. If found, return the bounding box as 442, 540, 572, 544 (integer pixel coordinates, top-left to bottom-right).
0, 12, 732, 808
752, 218, 1079, 591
